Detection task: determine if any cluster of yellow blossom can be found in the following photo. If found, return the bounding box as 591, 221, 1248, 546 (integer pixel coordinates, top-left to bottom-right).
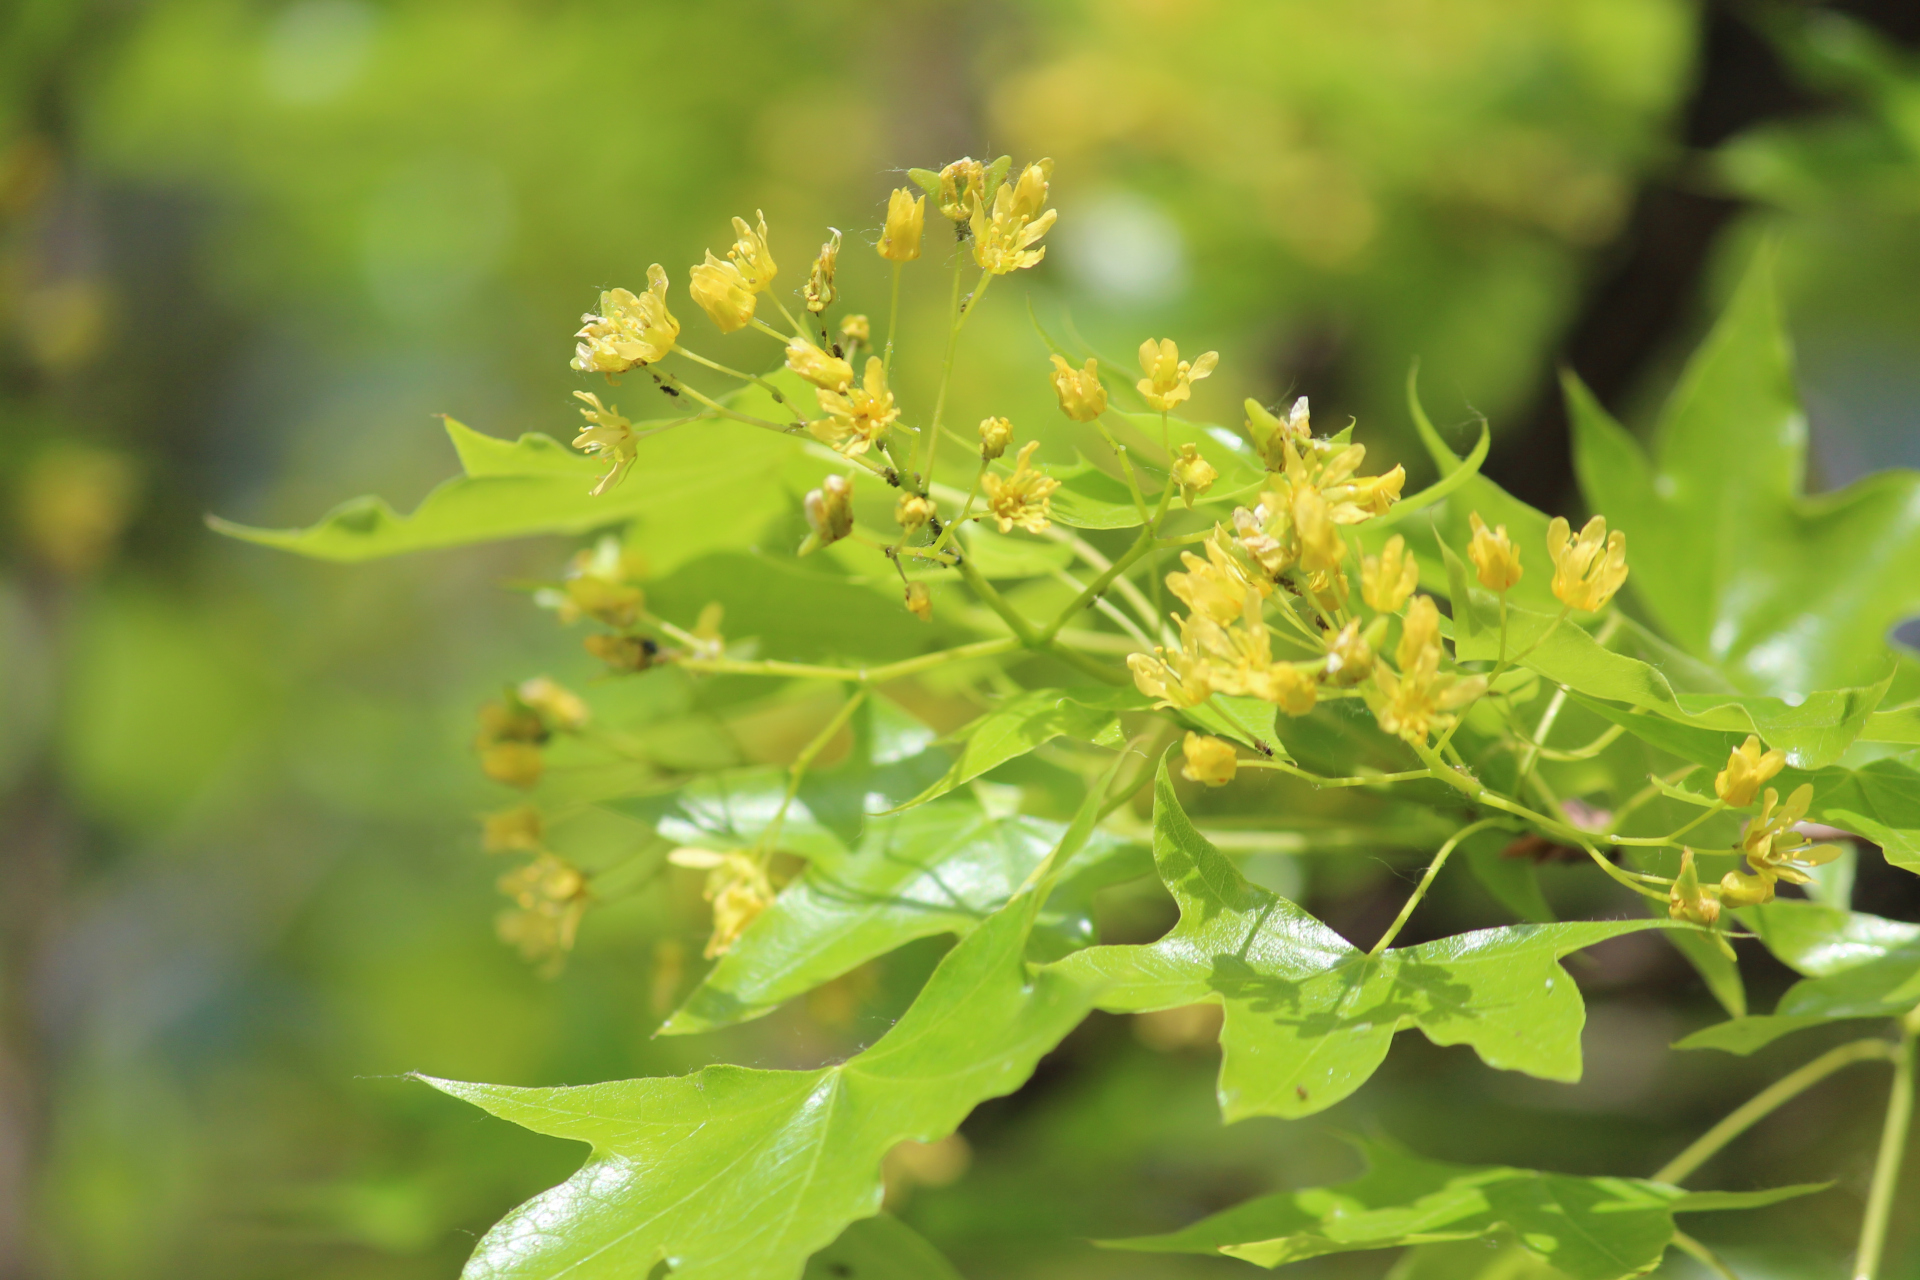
667, 847, 776, 959
1667, 736, 1838, 927
472, 676, 590, 789
478, 804, 591, 973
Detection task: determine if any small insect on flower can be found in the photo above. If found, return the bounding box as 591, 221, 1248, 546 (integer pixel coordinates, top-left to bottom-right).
1547, 515, 1628, 612
982, 441, 1061, 534
571, 391, 639, 496
1181, 733, 1238, 787
1361, 534, 1420, 614
971, 158, 1056, 274
1049, 354, 1107, 422
1715, 734, 1786, 808
785, 337, 854, 392
800, 474, 855, 556
1170, 443, 1217, 508
1137, 339, 1219, 413
571, 265, 680, 376
1467, 512, 1523, 592
803, 229, 840, 314
904, 581, 932, 622
878, 188, 925, 262
810, 357, 900, 457
979, 415, 1013, 461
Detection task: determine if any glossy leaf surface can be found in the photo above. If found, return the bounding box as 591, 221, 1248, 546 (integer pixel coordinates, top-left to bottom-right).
1104, 1140, 1821, 1279
1050, 762, 1663, 1119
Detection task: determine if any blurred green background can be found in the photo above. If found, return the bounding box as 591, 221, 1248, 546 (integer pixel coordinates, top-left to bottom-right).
4, 1, 1920, 1277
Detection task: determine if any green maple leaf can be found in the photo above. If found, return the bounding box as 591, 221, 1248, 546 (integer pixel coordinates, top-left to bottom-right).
660, 798, 1146, 1034
1567, 248, 1920, 696
419, 782, 1113, 1280
1104, 1139, 1823, 1280
1050, 760, 1664, 1120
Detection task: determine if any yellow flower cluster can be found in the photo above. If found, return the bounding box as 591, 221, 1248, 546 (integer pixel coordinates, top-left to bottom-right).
668, 847, 776, 958
472, 676, 590, 789
571, 265, 679, 376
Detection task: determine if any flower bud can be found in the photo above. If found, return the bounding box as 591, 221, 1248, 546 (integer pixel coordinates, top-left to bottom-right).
1361, 535, 1419, 614
1048, 354, 1107, 422
896, 493, 936, 532
1547, 514, 1628, 612
801, 474, 855, 555
936, 157, 986, 222
904, 581, 932, 622
878, 188, 925, 262
1170, 442, 1217, 508
1667, 849, 1721, 926
979, 416, 1013, 461
1181, 733, 1238, 787
689, 252, 757, 333
1715, 735, 1786, 808
839, 313, 870, 345
1322, 619, 1374, 685
786, 337, 854, 392
1468, 512, 1523, 593
803, 229, 840, 314
481, 742, 544, 789
1719, 867, 1776, 907
483, 805, 544, 853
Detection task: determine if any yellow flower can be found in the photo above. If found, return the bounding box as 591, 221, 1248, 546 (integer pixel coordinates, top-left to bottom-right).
553, 536, 647, 627
904, 581, 932, 622
1322, 619, 1374, 685
1291, 485, 1346, 573
785, 337, 853, 392
1547, 515, 1628, 612
583, 632, 656, 673
878, 188, 925, 262
1170, 443, 1217, 508
896, 493, 936, 531
1369, 595, 1485, 745
1467, 512, 1523, 592
1243, 396, 1312, 471
839, 313, 870, 345
1181, 733, 1237, 787
667, 848, 775, 958
1137, 339, 1219, 412
1362, 534, 1420, 613
483, 804, 544, 854
517, 676, 590, 732
1128, 647, 1212, 710
1049, 354, 1107, 422
982, 441, 1060, 534
688, 252, 757, 333
803, 229, 840, 314
571, 265, 679, 375
1737, 784, 1841, 885
937, 157, 986, 222
497, 852, 591, 973
810, 358, 899, 457
970, 158, 1057, 274
1179, 593, 1317, 715
571, 391, 638, 496
1715, 735, 1786, 808
1668, 850, 1722, 926
725, 210, 777, 293
1166, 532, 1269, 626
800, 474, 855, 555
979, 415, 1013, 461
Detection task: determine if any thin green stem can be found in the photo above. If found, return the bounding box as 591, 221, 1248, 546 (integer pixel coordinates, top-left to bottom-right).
957, 558, 1039, 645
925, 465, 985, 560
1654, 1038, 1896, 1185
675, 636, 1019, 684
1525, 724, 1626, 762
1094, 420, 1153, 525
670, 345, 804, 421
1369, 818, 1509, 955
758, 688, 868, 859
750, 316, 794, 344
771, 295, 809, 339
1611, 802, 1728, 847
1237, 760, 1432, 788
654, 372, 795, 435
883, 260, 902, 377
1037, 529, 1157, 644
1855, 1015, 1918, 1280
1671, 1231, 1741, 1280
916, 258, 968, 487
